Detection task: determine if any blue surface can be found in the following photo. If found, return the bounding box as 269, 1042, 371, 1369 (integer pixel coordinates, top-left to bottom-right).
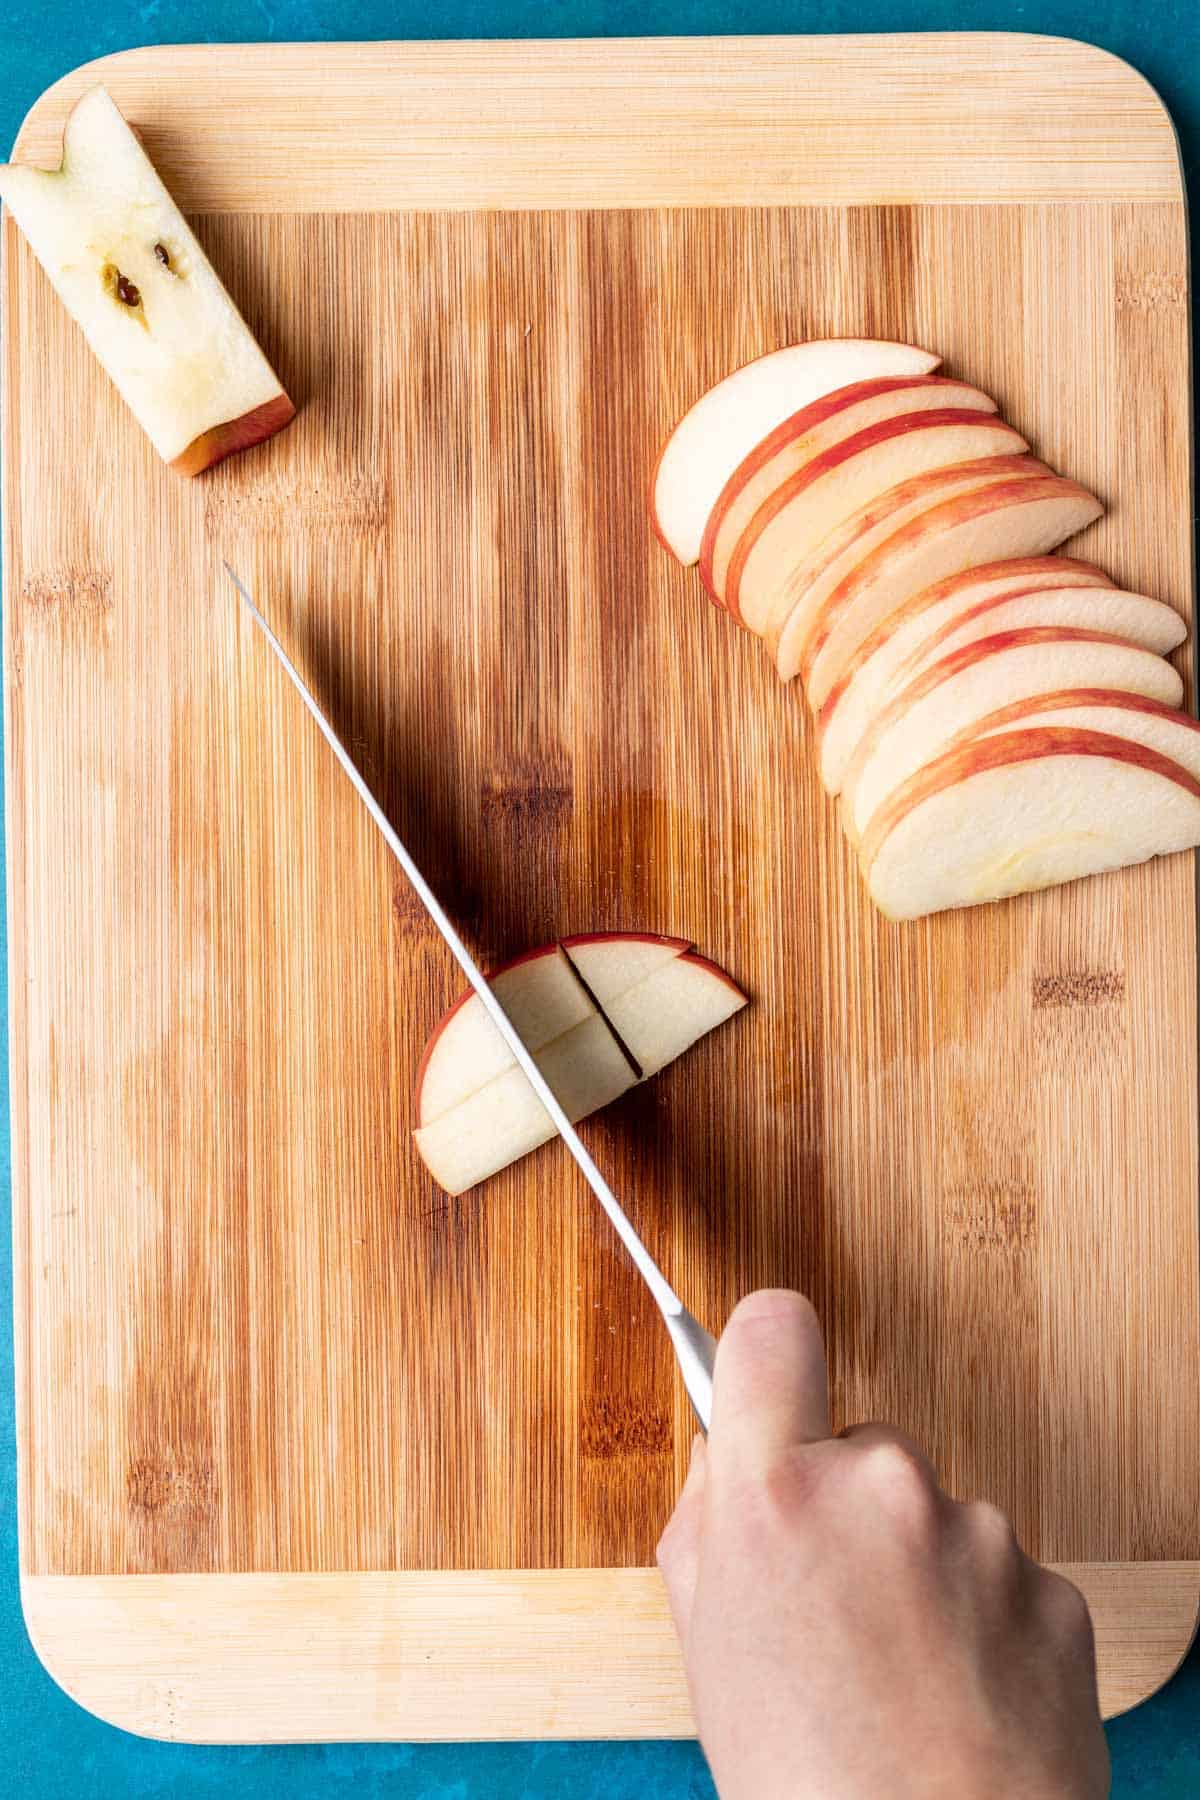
2, 7, 1198, 1797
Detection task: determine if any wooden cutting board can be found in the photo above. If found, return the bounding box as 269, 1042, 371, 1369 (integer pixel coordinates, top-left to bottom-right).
6, 34, 1199, 1743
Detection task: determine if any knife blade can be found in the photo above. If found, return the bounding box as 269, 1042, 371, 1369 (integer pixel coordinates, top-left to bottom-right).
226, 563, 717, 1429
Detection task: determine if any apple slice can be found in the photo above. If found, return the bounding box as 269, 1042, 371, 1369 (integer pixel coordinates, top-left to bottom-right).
862, 728, 1200, 921
699, 376, 997, 605
758, 453, 1051, 667
793, 474, 1104, 699
724, 411, 1027, 631
413, 936, 746, 1193
0, 87, 294, 474
414, 1014, 639, 1196
841, 628, 1185, 844
817, 576, 1182, 793
950, 689, 1200, 779
650, 339, 939, 565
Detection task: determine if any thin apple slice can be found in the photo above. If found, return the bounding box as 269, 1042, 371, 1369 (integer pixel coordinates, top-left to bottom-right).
794, 474, 1104, 699
601, 951, 747, 1076
413, 936, 746, 1194
817, 577, 1182, 793
951, 689, 1200, 779
841, 628, 1184, 844
414, 944, 597, 1126
863, 728, 1200, 921
699, 376, 997, 605
650, 339, 939, 565
414, 1015, 638, 1196
0, 87, 294, 473
759, 454, 1051, 668
724, 411, 1026, 631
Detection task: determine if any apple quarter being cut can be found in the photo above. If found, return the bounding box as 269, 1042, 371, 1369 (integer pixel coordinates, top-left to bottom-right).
413, 934, 746, 1194
698, 375, 998, 605
862, 728, 1200, 921
723, 410, 1027, 631
841, 628, 1185, 843
817, 577, 1182, 792
793, 474, 1104, 698
759, 453, 1051, 664
649, 338, 939, 565
0, 86, 294, 474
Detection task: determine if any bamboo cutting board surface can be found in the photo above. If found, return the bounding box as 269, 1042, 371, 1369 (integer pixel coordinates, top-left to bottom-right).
5, 35, 1199, 1742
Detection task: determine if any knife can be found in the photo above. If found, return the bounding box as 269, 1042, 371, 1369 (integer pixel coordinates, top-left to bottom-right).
226, 564, 718, 1430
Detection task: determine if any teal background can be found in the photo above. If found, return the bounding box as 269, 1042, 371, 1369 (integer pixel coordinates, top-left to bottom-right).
1, 8, 1197, 1797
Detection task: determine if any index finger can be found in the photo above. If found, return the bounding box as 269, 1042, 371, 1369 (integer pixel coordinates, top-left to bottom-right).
707, 1289, 831, 1483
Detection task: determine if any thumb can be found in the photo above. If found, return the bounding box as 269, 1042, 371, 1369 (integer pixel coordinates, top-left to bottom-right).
707, 1290, 830, 1485
657, 1435, 708, 1641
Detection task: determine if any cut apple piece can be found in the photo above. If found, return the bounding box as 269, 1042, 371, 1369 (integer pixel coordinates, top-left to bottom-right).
0, 86, 294, 473
863, 728, 1200, 921
841, 628, 1185, 843
794, 474, 1104, 698
649, 339, 939, 565
953, 689, 1200, 781
414, 944, 596, 1127
724, 411, 1027, 631
561, 930, 688, 1003
412, 935, 746, 1193
600, 950, 747, 1076
699, 376, 997, 606
414, 1014, 638, 1196
817, 574, 1181, 793
759, 453, 1051, 667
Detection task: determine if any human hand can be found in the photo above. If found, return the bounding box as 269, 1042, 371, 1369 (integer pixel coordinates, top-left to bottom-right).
657, 1290, 1109, 1799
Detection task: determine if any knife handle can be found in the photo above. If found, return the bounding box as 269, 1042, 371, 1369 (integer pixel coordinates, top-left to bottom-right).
664, 1306, 717, 1433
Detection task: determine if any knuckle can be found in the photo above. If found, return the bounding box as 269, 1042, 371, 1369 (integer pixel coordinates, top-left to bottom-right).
968, 1500, 1020, 1562
858, 1438, 937, 1525
1041, 1569, 1095, 1641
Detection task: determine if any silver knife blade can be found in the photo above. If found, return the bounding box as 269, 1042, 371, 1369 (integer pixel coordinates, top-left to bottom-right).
226, 564, 716, 1428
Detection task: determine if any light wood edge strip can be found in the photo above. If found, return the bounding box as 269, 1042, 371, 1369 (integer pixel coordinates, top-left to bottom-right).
21, 1564, 1199, 1741
4, 36, 1185, 211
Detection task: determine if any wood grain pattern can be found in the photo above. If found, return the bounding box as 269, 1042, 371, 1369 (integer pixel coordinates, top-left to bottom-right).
19, 1561, 1198, 1741
5, 37, 1197, 1740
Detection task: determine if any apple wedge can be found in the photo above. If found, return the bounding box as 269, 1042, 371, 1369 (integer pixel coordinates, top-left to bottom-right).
415, 933, 688, 1125
816, 574, 1182, 793
649, 339, 939, 565
793, 474, 1104, 699
724, 411, 1027, 631
0, 87, 294, 474
950, 689, 1200, 779
841, 628, 1185, 844
757, 453, 1051, 667
863, 728, 1200, 921
413, 936, 746, 1194
699, 375, 997, 605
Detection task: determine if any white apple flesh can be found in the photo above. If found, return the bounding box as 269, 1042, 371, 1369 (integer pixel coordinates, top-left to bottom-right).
412, 935, 746, 1194
793, 475, 1104, 697
863, 728, 1200, 920
759, 454, 1051, 665
0, 86, 294, 473
699, 376, 997, 605
817, 579, 1182, 792
954, 689, 1200, 780
725, 412, 1027, 632
650, 339, 939, 565
842, 628, 1185, 842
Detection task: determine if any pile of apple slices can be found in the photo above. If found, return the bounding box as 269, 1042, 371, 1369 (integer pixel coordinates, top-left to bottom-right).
651, 340, 1198, 919
413, 933, 745, 1194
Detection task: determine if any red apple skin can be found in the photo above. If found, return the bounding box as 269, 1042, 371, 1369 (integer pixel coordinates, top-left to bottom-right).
560, 930, 691, 953
861, 726, 1200, 873
815, 557, 1116, 730
797, 474, 1102, 684
721, 408, 1023, 623
870, 624, 1149, 719
172, 391, 297, 477
939, 687, 1200, 749
676, 949, 749, 999
696, 375, 971, 598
